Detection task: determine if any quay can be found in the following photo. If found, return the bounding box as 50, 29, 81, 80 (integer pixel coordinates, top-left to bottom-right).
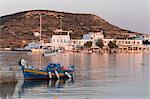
0, 70, 17, 99
0, 71, 17, 84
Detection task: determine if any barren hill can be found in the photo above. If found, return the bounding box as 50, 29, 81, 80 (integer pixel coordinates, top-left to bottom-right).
0, 10, 141, 48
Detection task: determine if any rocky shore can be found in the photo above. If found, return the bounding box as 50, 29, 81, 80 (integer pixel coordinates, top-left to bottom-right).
0, 71, 18, 84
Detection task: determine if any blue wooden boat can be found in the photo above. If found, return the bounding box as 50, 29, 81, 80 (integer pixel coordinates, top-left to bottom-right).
18, 59, 75, 80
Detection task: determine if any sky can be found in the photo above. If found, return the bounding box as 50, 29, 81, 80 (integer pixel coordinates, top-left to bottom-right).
0, 0, 149, 34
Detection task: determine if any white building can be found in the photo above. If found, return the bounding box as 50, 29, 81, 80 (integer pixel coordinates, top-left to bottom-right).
83, 30, 104, 40
71, 30, 104, 47
25, 42, 41, 50
116, 39, 142, 46
71, 39, 92, 47
89, 30, 104, 40
50, 29, 72, 48
49, 29, 149, 52
103, 39, 143, 46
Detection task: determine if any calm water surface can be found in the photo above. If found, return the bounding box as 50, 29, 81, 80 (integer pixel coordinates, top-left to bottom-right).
0, 51, 150, 99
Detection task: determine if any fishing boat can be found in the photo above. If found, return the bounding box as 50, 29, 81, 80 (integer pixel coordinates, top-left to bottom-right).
43, 49, 58, 57
18, 59, 75, 80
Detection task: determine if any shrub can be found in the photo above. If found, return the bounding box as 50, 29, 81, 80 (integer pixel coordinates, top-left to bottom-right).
84, 41, 92, 48
95, 39, 104, 48
108, 41, 118, 49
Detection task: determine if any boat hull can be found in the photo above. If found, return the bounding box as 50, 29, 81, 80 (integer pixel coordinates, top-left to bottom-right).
31, 49, 45, 53
23, 69, 73, 80
43, 52, 58, 56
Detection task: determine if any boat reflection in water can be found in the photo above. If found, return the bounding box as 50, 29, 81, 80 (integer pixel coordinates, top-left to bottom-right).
18, 79, 74, 98
21, 79, 74, 88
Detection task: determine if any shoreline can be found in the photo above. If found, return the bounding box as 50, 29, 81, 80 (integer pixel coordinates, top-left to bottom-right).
0, 49, 150, 53
0, 71, 18, 84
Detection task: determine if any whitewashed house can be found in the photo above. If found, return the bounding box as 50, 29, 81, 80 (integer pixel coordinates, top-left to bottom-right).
71, 39, 92, 47
71, 30, 104, 47
116, 39, 142, 46
102, 39, 143, 46
50, 29, 72, 49
89, 30, 104, 40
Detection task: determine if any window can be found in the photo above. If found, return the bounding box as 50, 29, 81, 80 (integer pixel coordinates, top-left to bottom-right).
73, 41, 75, 44
53, 39, 55, 43
64, 39, 66, 43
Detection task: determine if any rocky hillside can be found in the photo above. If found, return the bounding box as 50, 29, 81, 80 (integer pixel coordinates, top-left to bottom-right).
0, 10, 141, 48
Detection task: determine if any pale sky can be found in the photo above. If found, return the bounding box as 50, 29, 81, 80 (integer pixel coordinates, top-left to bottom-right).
0, 0, 149, 34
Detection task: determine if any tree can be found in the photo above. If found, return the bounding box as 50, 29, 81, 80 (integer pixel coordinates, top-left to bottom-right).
84, 41, 92, 48
142, 40, 150, 45
95, 39, 104, 48
107, 40, 118, 49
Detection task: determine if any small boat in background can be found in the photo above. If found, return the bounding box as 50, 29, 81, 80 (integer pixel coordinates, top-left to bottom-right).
31, 48, 45, 53
18, 59, 75, 80
43, 48, 65, 57
43, 49, 58, 57
12, 48, 31, 51
43, 51, 58, 56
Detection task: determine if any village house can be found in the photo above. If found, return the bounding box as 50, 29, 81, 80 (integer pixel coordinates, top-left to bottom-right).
48, 29, 150, 52
71, 30, 104, 47
102, 38, 149, 52
102, 39, 142, 46
50, 29, 72, 49
71, 30, 150, 52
